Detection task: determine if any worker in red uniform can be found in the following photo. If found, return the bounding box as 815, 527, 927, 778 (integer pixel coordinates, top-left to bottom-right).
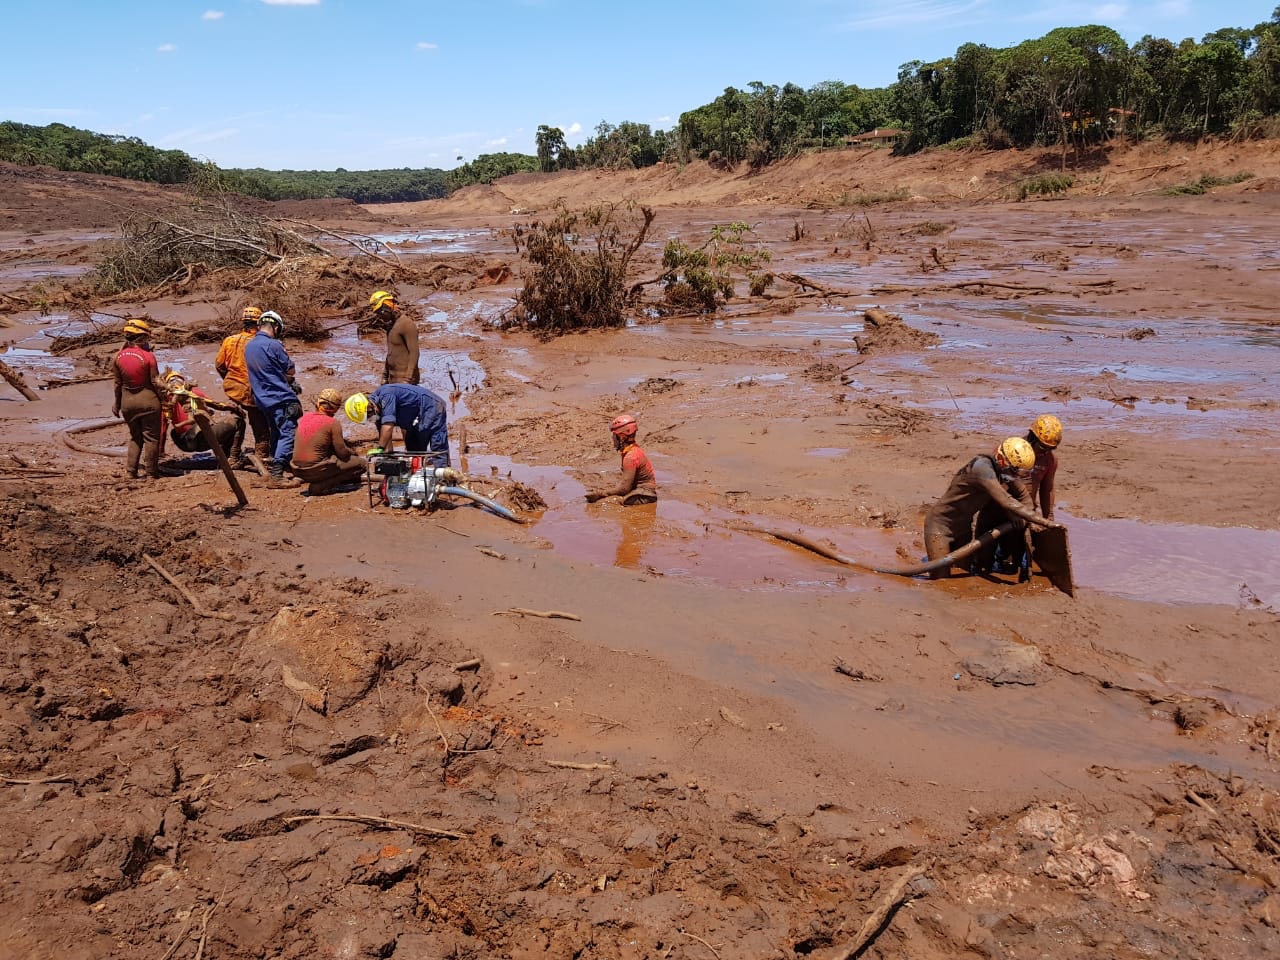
215, 305, 270, 466
161, 371, 246, 461
290, 388, 367, 495
111, 318, 168, 480
1025, 414, 1061, 520
584, 414, 658, 505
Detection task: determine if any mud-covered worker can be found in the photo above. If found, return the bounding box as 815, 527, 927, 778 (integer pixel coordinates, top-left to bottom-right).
162, 371, 247, 461
344, 384, 449, 467
584, 414, 658, 505
111, 317, 168, 480
290, 388, 367, 496
369, 290, 421, 385
923, 436, 1062, 580
215, 305, 271, 465
1025, 414, 1062, 520
243, 310, 303, 485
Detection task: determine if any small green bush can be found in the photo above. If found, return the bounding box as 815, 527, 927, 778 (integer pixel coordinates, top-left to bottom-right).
1164, 172, 1255, 196
838, 187, 911, 207
1017, 174, 1074, 200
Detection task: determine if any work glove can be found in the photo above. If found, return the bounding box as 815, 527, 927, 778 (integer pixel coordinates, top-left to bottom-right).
289, 379, 302, 395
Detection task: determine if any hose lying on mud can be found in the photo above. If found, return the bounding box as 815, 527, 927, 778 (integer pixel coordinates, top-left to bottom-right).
440, 486, 523, 524
59, 418, 128, 457
727, 521, 1014, 577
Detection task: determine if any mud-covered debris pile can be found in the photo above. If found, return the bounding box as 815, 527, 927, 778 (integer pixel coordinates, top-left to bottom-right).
855, 307, 941, 354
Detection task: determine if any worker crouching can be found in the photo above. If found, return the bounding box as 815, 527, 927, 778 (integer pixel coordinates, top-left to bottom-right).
584, 414, 658, 505
923, 436, 1062, 579
290, 389, 367, 496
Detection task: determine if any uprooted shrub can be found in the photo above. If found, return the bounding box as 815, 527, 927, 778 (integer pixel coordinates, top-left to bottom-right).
1016, 173, 1074, 200
508, 202, 655, 336
659, 221, 773, 313
89, 199, 328, 296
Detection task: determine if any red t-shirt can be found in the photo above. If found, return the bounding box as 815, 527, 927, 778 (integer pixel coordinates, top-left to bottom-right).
622, 445, 657, 492
114, 345, 158, 391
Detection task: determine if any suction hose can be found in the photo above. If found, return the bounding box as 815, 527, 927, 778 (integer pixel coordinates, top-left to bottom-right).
729, 521, 1015, 578
440, 486, 523, 524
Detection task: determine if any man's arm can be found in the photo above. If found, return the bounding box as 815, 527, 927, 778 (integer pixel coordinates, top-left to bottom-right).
112, 362, 123, 417
974, 461, 1057, 528
404, 322, 420, 381
331, 422, 353, 460
214, 340, 230, 378
586, 464, 638, 502
1041, 457, 1056, 520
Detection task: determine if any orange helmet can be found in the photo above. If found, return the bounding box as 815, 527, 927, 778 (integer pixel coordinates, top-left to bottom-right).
610, 414, 638, 439
241, 306, 263, 326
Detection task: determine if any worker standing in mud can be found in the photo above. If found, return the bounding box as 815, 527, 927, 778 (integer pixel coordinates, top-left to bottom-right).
369, 290, 421, 385
344, 384, 449, 467
290, 388, 367, 496
584, 414, 658, 505
161, 371, 246, 461
924, 437, 1061, 579
111, 318, 169, 480
1025, 414, 1062, 520
243, 311, 302, 486
215, 305, 271, 466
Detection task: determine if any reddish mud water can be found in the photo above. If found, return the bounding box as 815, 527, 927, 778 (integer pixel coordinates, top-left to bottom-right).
2, 151, 1280, 959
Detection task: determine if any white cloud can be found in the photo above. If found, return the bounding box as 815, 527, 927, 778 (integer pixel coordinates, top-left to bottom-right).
202, 10, 224, 20
157, 43, 177, 53
415, 41, 438, 51
261, 0, 321, 5
484, 137, 508, 148
565, 122, 582, 136
840, 0, 987, 30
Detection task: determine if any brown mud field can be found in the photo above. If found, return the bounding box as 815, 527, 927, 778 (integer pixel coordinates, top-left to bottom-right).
2, 143, 1280, 959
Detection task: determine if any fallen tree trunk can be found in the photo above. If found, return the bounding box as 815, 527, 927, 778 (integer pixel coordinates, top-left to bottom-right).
0, 359, 39, 401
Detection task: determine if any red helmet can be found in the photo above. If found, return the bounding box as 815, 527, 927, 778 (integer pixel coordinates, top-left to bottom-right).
610, 414, 638, 439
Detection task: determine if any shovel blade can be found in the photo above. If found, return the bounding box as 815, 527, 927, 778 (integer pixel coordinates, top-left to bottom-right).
1032, 525, 1075, 597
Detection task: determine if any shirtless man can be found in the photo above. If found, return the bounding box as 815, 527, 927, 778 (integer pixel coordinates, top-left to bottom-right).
369, 290, 420, 385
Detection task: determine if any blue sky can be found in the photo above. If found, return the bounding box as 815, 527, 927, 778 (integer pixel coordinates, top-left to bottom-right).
1, 1, 1272, 171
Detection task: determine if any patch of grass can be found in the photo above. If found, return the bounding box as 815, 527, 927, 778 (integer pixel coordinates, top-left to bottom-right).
1164, 172, 1255, 196
936, 135, 978, 151
905, 220, 953, 237
1016, 174, 1074, 200
838, 187, 911, 207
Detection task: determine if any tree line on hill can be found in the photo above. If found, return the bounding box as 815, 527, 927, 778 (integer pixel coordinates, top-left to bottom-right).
2, 14, 1276, 200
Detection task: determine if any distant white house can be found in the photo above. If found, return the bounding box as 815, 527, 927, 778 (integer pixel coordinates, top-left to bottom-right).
846, 128, 906, 148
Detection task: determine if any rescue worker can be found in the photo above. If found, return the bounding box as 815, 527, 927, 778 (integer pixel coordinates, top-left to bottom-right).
215, 305, 271, 466
923, 437, 1061, 579
243, 310, 302, 486
161, 371, 246, 461
111, 318, 168, 480
344, 384, 449, 467
1025, 414, 1062, 520
584, 414, 658, 505
369, 290, 420, 385
290, 388, 367, 496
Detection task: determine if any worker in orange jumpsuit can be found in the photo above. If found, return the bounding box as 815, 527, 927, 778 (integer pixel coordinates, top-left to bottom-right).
585, 414, 658, 505
215, 305, 271, 466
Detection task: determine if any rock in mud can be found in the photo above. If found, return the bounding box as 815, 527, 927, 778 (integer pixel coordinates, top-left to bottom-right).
958, 635, 1047, 686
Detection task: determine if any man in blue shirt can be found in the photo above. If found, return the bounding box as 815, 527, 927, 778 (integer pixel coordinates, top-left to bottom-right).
345, 384, 449, 467
243, 311, 302, 485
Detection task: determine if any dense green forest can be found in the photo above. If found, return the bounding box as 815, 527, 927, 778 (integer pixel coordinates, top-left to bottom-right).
3, 14, 1277, 199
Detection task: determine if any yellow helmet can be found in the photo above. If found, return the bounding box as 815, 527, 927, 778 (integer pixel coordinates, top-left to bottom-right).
995, 437, 1036, 474
241, 306, 263, 325
344, 392, 370, 423
369, 290, 397, 312
317, 388, 343, 411
164, 370, 187, 385
123, 318, 151, 337
1030, 414, 1062, 449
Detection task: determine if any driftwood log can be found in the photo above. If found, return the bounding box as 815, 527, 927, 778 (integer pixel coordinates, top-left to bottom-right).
0, 359, 39, 401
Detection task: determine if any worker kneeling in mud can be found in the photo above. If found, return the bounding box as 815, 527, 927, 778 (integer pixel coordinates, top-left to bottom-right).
290, 388, 367, 496
162, 371, 247, 462
344, 384, 449, 468
923, 436, 1062, 580
584, 414, 658, 505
